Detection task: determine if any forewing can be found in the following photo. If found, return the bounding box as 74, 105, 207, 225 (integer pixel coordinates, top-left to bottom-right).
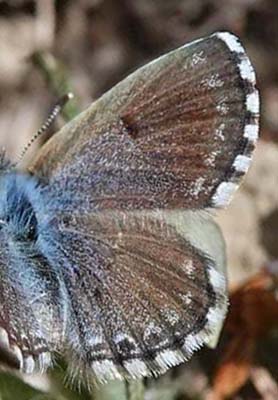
29, 32, 259, 211
53, 211, 227, 382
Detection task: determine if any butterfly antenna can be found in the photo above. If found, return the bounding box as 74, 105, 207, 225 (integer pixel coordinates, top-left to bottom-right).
18, 92, 74, 163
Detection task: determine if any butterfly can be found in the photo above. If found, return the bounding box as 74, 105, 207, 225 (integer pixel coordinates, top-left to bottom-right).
0, 31, 259, 383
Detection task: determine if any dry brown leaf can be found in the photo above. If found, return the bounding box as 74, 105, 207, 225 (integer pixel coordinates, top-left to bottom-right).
211, 266, 278, 399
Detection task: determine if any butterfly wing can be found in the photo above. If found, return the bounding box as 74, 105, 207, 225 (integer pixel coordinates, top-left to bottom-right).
23, 32, 258, 381
52, 210, 226, 382
29, 32, 259, 212
0, 237, 66, 373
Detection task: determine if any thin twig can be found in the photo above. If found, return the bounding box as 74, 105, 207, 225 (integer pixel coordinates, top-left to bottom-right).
32, 51, 81, 122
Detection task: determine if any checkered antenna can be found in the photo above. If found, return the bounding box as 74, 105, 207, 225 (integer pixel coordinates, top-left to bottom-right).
18, 93, 74, 163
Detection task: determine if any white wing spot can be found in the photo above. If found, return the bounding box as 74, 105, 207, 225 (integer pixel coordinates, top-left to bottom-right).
192, 176, 205, 197
246, 92, 260, 114
233, 154, 252, 173
239, 58, 256, 84
182, 259, 194, 276
0, 328, 9, 348
204, 149, 221, 167
113, 332, 135, 345
155, 349, 184, 370
164, 308, 180, 325
212, 181, 239, 207
88, 335, 104, 346
180, 292, 192, 305
92, 360, 122, 382
190, 51, 206, 66
202, 73, 224, 89
244, 124, 259, 143
216, 32, 244, 54
38, 352, 52, 373
215, 123, 225, 141
216, 102, 229, 115
124, 359, 149, 378
24, 356, 35, 374
144, 322, 162, 341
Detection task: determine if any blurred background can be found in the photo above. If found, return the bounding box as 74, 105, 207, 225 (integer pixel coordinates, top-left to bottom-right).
0, 0, 277, 399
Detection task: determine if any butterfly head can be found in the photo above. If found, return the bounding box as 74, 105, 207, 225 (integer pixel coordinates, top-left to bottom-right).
0, 173, 39, 243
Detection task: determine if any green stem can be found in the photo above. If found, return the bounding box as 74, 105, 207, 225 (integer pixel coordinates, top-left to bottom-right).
125, 380, 145, 400
32, 51, 81, 122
